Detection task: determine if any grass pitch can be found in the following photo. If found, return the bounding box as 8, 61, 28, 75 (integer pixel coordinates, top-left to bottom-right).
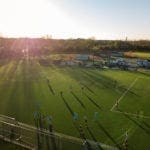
124, 52, 150, 59
0, 58, 150, 149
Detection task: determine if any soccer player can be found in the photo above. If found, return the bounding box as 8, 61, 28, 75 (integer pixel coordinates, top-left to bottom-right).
94, 112, 99, 122
73, 112, 78, 121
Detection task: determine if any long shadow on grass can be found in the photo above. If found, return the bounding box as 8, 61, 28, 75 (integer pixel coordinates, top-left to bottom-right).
58, 68, 138, 97
138, 71, 150, 77
84, 93, 102, 110
60, 93, 74, 116
0, 61, 12, 79
142, 121, 150, 129
46, 79, 55, 95
87, 126, 97, 141
96, 122, 121, 150
4, 61, 19, 80
0, 61, 21, 115
83, 70, 139, 96
73, 118, 94, 150
80, 83, 95, 95
86, 126, 103, 150
87, 126, 97, 142
118, 109, 150, 135
82, 70, 114, 89
60, 93, 90, 141
117, 85, 139, 97
57, 68, 100, 93
73, 122, 93, 150
73, 122, 94, 150
70, 91, 86, 109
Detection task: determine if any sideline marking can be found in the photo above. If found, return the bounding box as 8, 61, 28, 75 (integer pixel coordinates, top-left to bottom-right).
111, 76, 150, 119
111, 77, 139, 111
113, 110, 150, 119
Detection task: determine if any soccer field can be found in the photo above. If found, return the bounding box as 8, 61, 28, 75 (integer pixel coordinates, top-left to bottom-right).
0, 58, 150, 150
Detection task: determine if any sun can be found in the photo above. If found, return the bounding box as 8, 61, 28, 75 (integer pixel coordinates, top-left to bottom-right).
0, 0, 81, 38
0, 0, 90, 38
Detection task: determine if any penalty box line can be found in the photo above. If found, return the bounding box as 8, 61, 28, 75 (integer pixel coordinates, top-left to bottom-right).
110, 76, 150, 119
111, 77, 139, 111
115, 126, 135, 141
112, 110, 150, 119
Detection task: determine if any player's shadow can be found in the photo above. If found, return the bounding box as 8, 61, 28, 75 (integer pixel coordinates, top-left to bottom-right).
46, 79, 55, 95
82, 70, 139, 97
81, 70, 115, 90
84, 93, 102, 110
70, 91, 86, 109
118, 108, 150, 135
142, 121, 150, 129
60, 93, 74, 116
60, 94, 86, 137
86, 126, 97, 141
86, 126, 103, 150
80, 82, 95, 95
138, 71, 150, 77
119, 85, 140, 97
96, 122, 121, 150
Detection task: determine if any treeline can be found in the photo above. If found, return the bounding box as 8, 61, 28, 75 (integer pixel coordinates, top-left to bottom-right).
0, 37, 150, 58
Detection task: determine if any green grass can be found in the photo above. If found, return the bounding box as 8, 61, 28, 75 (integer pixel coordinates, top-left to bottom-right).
124, 52, 150, 59
133, 52, 150, 58
0, 58, 150, 150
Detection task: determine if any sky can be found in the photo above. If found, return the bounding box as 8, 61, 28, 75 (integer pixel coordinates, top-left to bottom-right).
0, 0, 150, 40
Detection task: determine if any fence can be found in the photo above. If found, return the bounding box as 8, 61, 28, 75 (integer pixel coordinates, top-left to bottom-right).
0, 114, 118, 150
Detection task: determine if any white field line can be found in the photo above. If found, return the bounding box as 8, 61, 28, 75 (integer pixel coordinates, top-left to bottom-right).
110, 76, 150, 119
105, 125, 138, 145
111, 123, 139, 147
111, 77, 139, 111
104, 128, 131, 144
112, 110, 150, 119
115, 127, 134, 142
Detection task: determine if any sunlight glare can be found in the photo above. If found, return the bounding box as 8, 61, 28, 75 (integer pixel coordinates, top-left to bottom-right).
0, 0, 86, 38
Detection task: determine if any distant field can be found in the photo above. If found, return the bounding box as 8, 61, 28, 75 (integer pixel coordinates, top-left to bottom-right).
124, 52, 150, 59
0, 58, 150, 150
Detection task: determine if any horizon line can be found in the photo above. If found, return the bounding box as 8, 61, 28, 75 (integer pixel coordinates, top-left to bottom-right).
0, 35, 150, 41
